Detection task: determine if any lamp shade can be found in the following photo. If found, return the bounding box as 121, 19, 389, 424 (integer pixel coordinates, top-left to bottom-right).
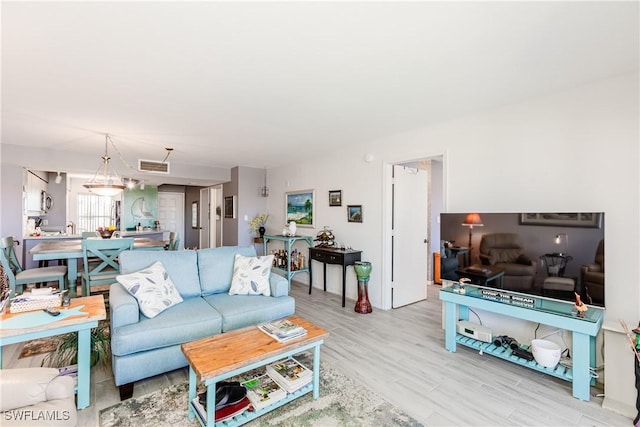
463, 213, 483, 226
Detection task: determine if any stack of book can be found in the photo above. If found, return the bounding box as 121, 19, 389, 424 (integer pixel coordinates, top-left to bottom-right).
266, 357, 313, 393
241, 373, 287, 410
258, 319, 307, 342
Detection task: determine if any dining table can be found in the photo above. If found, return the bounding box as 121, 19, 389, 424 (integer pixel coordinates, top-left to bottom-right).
29, 238, 167, 297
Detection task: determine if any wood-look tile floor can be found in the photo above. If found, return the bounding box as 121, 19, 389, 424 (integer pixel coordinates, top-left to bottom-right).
3, 283, 633, 426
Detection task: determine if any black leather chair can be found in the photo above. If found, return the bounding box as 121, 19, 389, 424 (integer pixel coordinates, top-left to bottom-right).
479, 233, 537, 291
581, 239, 604, 305
440, 241, 459, 281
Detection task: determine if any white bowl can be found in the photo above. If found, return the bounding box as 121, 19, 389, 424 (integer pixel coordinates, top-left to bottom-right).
531, 339, 561, 368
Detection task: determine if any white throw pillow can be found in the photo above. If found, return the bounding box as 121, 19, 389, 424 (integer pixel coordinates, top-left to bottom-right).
229, 254, 274, 296
116, 261, 183, 318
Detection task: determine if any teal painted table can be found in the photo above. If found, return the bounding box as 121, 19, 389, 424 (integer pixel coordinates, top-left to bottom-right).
439, 284, 604, 401
182, 315, 328, 426
263, 235, 313, 289
29, 238, 167, 297
0, 295, 107, 409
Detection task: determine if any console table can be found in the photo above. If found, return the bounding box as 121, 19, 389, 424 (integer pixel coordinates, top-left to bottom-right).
263, 235, 313, 288
439, 284, 604, 401
308, 247, 362, 308
0, 295, 106, 409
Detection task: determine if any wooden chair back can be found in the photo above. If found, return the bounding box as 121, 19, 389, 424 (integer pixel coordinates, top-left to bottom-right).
81, 238, 134, 295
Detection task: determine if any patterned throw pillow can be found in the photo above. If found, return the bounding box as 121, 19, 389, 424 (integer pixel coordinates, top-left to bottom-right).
116, 261, 184, 318
229, 254, 274, 296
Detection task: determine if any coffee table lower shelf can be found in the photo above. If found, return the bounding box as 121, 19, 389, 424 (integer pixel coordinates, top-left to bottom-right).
190, 382, 313, 427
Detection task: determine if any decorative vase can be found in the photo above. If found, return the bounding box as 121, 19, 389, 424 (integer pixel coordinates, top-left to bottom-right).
288, 221, 297, 236
258, 226, 265, 238
353, 261, 373, 314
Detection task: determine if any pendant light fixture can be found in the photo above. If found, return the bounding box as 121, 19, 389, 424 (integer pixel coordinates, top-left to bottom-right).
260, 167, 269, 197
83, 134, 126, 197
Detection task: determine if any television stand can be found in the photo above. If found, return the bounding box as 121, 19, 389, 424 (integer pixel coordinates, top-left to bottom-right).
439, 284, 604, 401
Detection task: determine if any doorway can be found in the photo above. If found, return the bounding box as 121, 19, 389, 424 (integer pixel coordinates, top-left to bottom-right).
384, 156, 444, 309
198, 186, 223, 249
157, 192, 185, 249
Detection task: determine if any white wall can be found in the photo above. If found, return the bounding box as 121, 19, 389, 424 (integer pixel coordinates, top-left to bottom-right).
266, 72, 639, 415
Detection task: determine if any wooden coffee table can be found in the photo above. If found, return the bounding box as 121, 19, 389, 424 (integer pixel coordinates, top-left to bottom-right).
181, 315, 328, 427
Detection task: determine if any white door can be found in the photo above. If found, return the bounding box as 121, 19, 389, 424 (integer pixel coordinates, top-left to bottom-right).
158, 192, 184, 249
392, 164, 428, 308
199, 188, 210, 249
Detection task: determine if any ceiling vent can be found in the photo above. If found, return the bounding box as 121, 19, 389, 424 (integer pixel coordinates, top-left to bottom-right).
138, 159, 170, 174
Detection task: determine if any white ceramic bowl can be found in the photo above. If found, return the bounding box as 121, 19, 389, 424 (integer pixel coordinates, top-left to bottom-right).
531, 339, 561, 368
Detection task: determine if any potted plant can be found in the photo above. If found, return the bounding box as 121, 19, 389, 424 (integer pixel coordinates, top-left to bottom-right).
42, 321, 110, 369
250, 213, 269, 238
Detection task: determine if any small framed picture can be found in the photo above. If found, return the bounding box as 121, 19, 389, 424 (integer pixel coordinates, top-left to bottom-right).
347, 205, 363, 223
224, 196, 236, 219
191, 201, 199, 228
329, 190, 342, 207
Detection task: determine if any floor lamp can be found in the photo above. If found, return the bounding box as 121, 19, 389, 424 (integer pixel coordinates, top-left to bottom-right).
461, 213, 484, 249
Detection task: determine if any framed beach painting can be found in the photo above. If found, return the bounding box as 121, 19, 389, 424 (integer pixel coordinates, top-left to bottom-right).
285, 190, 315, 228
347, 205, 363, 223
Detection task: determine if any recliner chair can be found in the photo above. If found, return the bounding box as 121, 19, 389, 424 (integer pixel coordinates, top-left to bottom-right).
581, 239, 604, 306
479, 233, 537, 291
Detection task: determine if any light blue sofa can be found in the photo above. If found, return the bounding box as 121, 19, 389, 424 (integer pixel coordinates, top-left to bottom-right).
109, 246, 295, 400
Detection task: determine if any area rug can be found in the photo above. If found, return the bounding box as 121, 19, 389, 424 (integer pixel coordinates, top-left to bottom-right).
19, 337, 61, 359
100, 355, 423, 427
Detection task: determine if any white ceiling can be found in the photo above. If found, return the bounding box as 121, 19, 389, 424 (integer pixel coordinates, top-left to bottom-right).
2, 1, 638, 184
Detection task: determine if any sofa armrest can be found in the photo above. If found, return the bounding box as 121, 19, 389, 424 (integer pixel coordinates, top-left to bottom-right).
0, 368, 60, 411
269, 273, 289, 297
479, 254, 491, 265
581, 262, 602, 273
109, 283, 140, 328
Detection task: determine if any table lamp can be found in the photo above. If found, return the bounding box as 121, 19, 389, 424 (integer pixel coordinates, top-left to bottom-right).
461, 213, 483, 248
554, 233, 569, 256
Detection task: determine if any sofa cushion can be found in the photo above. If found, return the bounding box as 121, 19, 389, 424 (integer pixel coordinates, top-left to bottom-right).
198, 246, 258, 296
229, 254, 274, 296
118, 250, 201, 298
116, 261, 184, 319
111, 297, 222, 356
488, 248, 521, 264
203, 293, 295, 333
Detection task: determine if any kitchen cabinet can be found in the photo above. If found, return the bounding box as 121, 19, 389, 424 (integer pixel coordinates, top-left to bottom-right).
25, 170, 48, 215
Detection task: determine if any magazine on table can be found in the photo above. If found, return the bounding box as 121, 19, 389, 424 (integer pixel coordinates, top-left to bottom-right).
266, 358, 313, 393
258, 319, 307, 342
241, 373, 287, 410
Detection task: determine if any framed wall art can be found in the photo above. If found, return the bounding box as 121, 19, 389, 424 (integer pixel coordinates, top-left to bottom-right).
224, 196, 236, 219
329, 190, 342, 207
191, 201, 199, 229
285, 190, 315, 227
347, 205, 363, 223
519, 212, 603, 228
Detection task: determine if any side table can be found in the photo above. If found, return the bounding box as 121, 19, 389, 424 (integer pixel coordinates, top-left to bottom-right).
308, 247, 362, 307
263, 235, 313, 288
0, 295, 106, 409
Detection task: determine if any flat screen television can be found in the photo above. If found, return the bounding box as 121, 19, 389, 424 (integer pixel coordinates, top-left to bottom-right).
439, 212, 605, 307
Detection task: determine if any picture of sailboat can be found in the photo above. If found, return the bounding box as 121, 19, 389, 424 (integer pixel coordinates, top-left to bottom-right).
131, 197, 154, 220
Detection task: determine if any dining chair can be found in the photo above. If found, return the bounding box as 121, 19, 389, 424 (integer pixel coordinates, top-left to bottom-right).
0, 236, 67, 296
167, 232, 180, 251
81, 238, 134, 296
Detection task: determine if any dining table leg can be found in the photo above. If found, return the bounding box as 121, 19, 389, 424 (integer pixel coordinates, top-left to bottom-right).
66, 259, 78, 298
